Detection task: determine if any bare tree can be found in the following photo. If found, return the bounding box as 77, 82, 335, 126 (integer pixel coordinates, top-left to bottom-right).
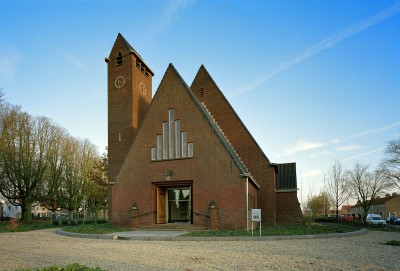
0, 88, 4, 103
38, 125, 67, 222
381, 135, 400, 189
306, 191, 331, 218
0, 106, 53, 223
82, 151, 108, 222
61, 137, 97, 223
347, 163, 391, 221
324, 160, 348, 221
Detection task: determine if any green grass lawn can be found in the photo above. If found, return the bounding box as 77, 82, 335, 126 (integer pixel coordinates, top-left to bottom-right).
0, 220, 58, 233
62, 223, 131, 234
1, 220, 368, 236
184, 223, 363, 237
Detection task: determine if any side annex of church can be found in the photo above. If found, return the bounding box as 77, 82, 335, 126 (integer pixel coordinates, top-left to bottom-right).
106, 33, 303, 229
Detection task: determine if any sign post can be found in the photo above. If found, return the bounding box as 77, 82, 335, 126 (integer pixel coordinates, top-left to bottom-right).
251, 209, 261, 236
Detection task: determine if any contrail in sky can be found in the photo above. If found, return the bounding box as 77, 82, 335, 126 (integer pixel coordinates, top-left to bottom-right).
331, 120, 400, 144
231, 2, 400, 98
341, 147, 386, 162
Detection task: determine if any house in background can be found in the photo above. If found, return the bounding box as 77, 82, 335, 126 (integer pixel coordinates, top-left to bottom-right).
350, 193, 400, 218
0, 198, 21, 219
106, 34, 303, 230
0, 197, 49, 220
31, 203, 50, 218
340, 205, 353, 215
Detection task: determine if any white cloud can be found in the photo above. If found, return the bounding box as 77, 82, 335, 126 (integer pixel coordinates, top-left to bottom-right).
277, 139, 324, 157
335, 144, 362, 151
231, 2, 400, 98
301, 170, 324, 178
145, 0, 195, 40
310, 150, 334, 158
331, 138, 340, 144
0, 46, 22, 79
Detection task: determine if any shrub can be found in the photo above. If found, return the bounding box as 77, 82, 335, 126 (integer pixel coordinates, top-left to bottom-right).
384, 240, 400, 246
8, 218, 20, 232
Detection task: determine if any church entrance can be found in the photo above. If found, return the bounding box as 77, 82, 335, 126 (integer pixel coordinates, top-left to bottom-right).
156, 184, 192, 224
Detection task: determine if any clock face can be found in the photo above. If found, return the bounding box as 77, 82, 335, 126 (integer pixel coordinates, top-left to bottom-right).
140, 82, 146, 95
114, 76, 125, 89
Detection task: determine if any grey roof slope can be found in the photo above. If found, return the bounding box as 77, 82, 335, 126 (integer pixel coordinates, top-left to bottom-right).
277, 163, 297, 190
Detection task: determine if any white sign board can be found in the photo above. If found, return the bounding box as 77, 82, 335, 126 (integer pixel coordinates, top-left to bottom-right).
251, 209, 261, 222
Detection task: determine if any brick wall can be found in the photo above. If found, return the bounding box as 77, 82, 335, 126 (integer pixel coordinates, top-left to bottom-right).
110, 65, 251, 229
275, 191, 303, 224
191, 65, 279, 224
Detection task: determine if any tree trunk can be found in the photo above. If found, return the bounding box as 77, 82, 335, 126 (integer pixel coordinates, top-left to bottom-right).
21, 201, 32, 223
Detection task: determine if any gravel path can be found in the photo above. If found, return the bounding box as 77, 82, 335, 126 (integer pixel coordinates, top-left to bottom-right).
0, 229, 399, 270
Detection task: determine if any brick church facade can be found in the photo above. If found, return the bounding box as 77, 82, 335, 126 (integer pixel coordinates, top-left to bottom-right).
106, 34, 303, 230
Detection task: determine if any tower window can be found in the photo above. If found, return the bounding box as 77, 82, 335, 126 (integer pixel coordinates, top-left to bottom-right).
116, 52, 123, 66
200, 88, 204, 97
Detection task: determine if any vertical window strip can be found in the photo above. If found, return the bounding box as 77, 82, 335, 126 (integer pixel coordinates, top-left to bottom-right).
157, 135, 162, 160
151, 147, 156, 161
182, 131, 187, 158
175, 120, 181, 158
169, 109, 175, 159
163, 122, 168, 159
188, 143, 194, 158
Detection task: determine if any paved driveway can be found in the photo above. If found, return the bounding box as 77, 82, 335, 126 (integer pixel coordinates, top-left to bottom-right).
0, 229, 399, 270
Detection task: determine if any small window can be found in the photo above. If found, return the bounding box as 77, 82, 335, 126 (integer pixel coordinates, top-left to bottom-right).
182, 132, 187, 158
175, 120, 181, 158
157, 135, 162, 160
151, 147, 156, 161
169, 109, 175, 159
136, 60, 141, 68
188, 143, 193, 158
116, 52, 123, 66
200, 87, 204, 97
163, 122, 168, 159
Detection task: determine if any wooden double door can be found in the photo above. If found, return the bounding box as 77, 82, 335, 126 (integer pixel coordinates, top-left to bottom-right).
157, 186, 191, 224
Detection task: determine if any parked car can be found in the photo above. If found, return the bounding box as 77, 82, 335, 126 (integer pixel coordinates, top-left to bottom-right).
394, 218, 400, 225
386, 216, 396, 224
366, 214, 386, 226
341, 214, 354, 221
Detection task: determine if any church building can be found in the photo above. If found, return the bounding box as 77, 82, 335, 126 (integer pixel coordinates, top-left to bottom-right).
106, 34, 303, 230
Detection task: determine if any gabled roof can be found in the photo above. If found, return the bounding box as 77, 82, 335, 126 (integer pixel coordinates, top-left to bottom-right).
121, 63, 259, 188
109, 33, 154, 76
191, 65, 272, 166
167, 64, 259, 187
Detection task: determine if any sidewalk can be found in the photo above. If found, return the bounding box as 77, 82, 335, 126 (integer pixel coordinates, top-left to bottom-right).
56, 228, 368, 241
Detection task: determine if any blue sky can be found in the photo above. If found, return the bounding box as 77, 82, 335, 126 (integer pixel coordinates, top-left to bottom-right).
1, 0, 399, 204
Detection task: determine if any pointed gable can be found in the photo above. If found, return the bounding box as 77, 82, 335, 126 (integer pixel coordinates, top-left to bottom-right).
191, 65, 272, 171
106, 33, 154, 76
119, 63, 257, 186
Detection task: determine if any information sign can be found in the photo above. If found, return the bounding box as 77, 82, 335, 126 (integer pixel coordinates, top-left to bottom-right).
251, 209, 261, 222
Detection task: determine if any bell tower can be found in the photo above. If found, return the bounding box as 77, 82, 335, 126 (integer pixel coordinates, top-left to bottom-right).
106, 33, 154, 184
